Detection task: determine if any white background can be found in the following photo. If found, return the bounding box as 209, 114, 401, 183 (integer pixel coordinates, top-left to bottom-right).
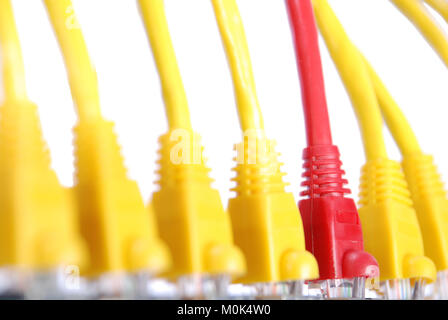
3, 0, 448, 205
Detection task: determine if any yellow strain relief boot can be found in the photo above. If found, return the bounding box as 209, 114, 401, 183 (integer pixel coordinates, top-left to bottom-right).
402, 153, 448, 272
0, 102, 87, 276
228, 133, 318, 286
358, 158, 436, 297
74, 118, 170, 277
152, 128, 245, 282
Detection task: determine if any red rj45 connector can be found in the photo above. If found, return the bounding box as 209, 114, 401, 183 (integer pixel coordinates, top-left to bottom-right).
286, 0, 378, 286
300, 145, 378, 280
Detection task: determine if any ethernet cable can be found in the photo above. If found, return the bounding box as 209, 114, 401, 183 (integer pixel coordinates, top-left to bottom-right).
391, 0, 448, 69
138, 0, 191, 130
286, 0, 379, 300
424, 0, 448, 23
43, 0, 170, 298
138, 0, 246, 299
362, 53, 448, 299
210, 0, 264, 132
0, 0, 86, 298
212, 0, 318, 299
313, 0, 437, 299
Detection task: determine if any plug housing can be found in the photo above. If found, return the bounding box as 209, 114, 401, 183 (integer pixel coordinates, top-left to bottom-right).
358, 158, 436, 282
0, 102, 86, 270
299, 145, 379, 281
402, 152, 448, 272
74, 118, 170, 277
152, 129, 245, 280
228, 135, 318, 284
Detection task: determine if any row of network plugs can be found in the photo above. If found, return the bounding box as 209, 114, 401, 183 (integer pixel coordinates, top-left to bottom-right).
1, 0, 448, 301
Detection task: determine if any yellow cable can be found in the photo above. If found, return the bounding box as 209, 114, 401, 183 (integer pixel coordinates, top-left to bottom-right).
424, 0, 448, 23
138, 0, 192, 129
361, 57, 422, 156
43, 0, 101, 121
211, 0, 264, 132
312, 0, 387, 160
391, 0, 448, 68
0, 0, 27, 101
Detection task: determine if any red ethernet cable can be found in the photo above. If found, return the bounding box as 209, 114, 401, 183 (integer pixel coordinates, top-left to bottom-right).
288, 0, 332, 147
286, 0, 378, 284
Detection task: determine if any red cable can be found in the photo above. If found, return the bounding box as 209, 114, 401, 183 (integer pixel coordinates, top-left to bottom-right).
286, 0, 379, 282
286, 0, 332, 146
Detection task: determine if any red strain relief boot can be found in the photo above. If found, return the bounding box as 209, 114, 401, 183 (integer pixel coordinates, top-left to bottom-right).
299, 145, 379, 282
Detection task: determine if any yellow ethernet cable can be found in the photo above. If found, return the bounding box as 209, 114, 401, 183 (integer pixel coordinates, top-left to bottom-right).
313, 0, 436, 298
424, 0, 448, 23
43, 0, 170, 287
43, 0, 101, 122
313, 1, 388, 161
391, 0, 448, 69
138, 0, 191, 130
210, 0, 264, 132
138, 0, 245, 295
425, 0, 448, 24
212, 0, 318, 294
0, 0, 86, 296
362, 59, 421, 157
363, 56, 448, 299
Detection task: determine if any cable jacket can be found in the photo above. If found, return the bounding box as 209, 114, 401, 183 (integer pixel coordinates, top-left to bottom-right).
211, 0, 264, 132
0, 0, 27, 101
362, 57, 421, 156
139, 0, 191, 129
44, 0, 101, 121
286, 0, 332, 146
392, 0, 448, 68
312, 0, 387, 160
424, 0, 448, 23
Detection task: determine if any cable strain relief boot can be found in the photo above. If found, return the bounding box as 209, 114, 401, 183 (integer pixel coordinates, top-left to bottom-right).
153, 128, 245, 279
74, 118, 170, 277
358, 158, 436, 283
229, 135, 318, 284
0, 101, 87, 270
301, 145, 350, 198
156, 128, 213, 189
231, 135, 287, 196
0, 103, 51, 170
299, 145, 378, 280
402, 152, 448, 271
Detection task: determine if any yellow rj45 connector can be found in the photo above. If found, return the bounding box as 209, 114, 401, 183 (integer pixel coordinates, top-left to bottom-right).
358, 159, 436, 282
212, 0, 318, 288
152, 129, 245, 279
44, 0, 170, 279
359, 56, 448, 298
0, 0, 86, 283
364, 62, 448, 274
228, 135, 318, 284
138, 0, 245, 283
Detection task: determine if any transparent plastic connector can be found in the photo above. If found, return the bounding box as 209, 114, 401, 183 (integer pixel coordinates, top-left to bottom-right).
424, 270, 448, 300
130, 272, 176, 300
308, 277, 374, 299
88, 272, 135, 299
144, 278, 177, 299
25, 266, 88, 299
177, 274, 232, 300
0, 267, 27, 299
252, 282, 290, 299
382, 278, 426, 300
248, 281, 311, 300
227, 283, 254, 300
